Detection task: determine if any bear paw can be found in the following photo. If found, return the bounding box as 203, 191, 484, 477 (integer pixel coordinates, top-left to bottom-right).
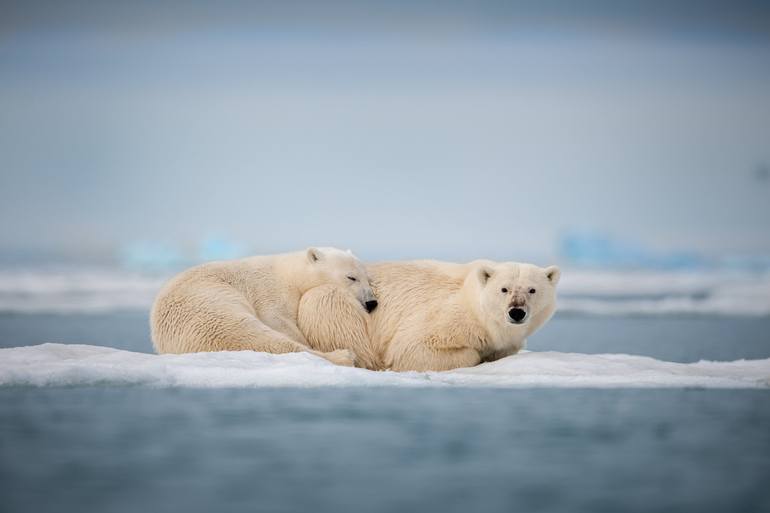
320, 349, 358, 367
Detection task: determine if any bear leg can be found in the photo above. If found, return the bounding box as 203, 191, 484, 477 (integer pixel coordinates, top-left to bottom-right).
298, 284, 382, 370
388, 343, 481, 372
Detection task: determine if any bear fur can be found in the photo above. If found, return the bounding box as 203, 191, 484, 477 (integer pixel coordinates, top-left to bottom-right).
150, 247, 376, 366
298, 260, 560, 371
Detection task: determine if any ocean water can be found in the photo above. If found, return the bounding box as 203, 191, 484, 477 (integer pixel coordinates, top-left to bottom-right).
1, 312, 769, 512
1, 387, 769, 513
1, 268, 769, 512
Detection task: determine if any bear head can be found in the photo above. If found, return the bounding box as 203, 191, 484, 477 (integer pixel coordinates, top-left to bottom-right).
306, 247, 378, 312
472, 261, 560, 345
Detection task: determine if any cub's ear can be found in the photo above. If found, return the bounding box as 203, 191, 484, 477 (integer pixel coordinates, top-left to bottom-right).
545, 265, 561, 285
307, 247, 323, 263
477, 265, 494, 285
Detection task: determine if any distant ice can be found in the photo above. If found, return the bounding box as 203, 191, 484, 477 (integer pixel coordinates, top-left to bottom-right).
1, 267, 769, 316
0, 269, 163, 313
1, 344, 768, 389
557, 269, 770, 316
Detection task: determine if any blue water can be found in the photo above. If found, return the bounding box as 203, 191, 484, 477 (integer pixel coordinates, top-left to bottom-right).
1, 313, 769, 513
1, 388, 769, 513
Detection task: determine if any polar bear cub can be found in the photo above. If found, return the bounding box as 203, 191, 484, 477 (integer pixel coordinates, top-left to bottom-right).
298, 260, 560, 371
151, 247, 376, 366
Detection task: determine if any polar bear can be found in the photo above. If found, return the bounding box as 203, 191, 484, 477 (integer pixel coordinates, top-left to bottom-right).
298, 260, 560, 371
150, 247, 378, 366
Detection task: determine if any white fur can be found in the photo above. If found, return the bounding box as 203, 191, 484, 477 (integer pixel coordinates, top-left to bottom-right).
150, 247, 374, 366
298, 260, 560, 371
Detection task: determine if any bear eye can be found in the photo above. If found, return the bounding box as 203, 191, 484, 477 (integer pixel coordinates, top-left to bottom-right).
501, 288, 508, 293
347, 276, 358, 282
529, 288, 536, 294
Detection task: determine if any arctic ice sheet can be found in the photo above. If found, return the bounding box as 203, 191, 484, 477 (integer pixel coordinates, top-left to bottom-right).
1, 344, 768, 389
2, 268, 769, 316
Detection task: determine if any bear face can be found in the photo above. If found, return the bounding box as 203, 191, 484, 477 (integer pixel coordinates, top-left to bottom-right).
306, 247, 378, 312
475, 262, 560, 343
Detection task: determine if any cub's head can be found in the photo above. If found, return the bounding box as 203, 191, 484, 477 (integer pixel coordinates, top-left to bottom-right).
306, 247, 378, 312
474, 261, 560, 337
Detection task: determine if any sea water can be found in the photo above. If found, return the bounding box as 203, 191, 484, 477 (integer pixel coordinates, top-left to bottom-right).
1, 267, 769, 512
1, 313, 769, 512
1, 386, 769, 513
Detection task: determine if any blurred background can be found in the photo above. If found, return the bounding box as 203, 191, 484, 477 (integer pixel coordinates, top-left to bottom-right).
2, 4, 770, 513
0, 0, 769, 319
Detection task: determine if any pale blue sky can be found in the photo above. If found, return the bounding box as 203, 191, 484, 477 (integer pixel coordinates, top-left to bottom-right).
1, 1, 769, 264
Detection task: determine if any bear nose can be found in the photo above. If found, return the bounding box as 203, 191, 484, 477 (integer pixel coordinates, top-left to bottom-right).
508, 308, 527, 323
365, 300, 378, 313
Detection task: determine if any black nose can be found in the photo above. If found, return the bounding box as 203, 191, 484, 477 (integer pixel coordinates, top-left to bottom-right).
508, 308, 526, 323
365, 300, 378, 313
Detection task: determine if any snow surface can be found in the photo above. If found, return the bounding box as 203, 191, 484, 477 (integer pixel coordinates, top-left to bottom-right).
1, 344, 768, 389
1, 267, 769, 316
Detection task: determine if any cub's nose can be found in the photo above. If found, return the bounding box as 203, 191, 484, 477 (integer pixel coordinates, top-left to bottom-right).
508, 308, 527, 323
365, 300, 378, 313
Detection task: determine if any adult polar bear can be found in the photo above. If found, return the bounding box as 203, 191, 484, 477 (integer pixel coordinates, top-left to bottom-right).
299, 260, 560, 372
151, 247, 379, 367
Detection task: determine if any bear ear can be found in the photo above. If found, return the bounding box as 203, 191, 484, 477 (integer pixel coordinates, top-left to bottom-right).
545, 265, 561, 285
477, 266, 494, 285
307, 247, 323, 263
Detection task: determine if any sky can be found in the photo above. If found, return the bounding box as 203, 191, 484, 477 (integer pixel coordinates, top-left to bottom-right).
1, 0, 769, 265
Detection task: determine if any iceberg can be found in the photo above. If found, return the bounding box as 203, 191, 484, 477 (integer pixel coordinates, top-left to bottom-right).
1, 344, 768, 389
560, 232, 703, 269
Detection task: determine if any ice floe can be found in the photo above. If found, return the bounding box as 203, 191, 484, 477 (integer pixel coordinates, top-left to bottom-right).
1, 343, 768, 389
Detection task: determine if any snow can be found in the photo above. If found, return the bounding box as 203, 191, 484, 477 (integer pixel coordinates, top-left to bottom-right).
1, 343, 768, 389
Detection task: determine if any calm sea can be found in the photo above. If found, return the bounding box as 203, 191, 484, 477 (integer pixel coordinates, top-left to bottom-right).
1, 313, 769, 512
